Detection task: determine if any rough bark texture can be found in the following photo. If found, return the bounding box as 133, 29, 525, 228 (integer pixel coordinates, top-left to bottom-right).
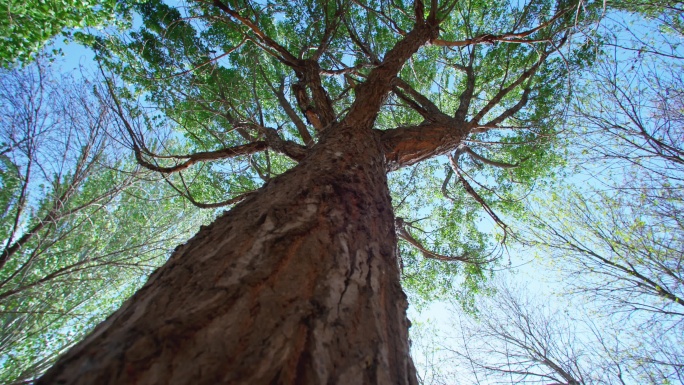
381, 122, 471, 170
38, 123, 417, 385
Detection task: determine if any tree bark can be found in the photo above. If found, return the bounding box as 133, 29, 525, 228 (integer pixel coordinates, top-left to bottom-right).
37, 123, 417, 385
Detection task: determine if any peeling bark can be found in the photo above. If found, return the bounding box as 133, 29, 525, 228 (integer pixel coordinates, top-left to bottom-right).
38, 124, 417, 385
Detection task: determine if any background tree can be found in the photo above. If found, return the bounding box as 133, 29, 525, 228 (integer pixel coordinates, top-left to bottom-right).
525, 189, 684, 324
31, 0, 600, 383
433, 277, 672, 385
0, 62, 205, 384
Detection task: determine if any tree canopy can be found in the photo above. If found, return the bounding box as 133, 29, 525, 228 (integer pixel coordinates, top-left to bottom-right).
90, 0, 596, 305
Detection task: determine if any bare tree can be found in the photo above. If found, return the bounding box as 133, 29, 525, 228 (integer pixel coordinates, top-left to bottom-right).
433, 277, 675, 384
443, 279, 595, 384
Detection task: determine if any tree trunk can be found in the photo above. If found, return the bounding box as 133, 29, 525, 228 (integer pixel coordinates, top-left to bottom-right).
38, 124, 417, 385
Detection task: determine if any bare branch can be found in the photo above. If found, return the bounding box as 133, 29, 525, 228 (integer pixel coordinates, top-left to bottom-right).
132, 141, 270, 174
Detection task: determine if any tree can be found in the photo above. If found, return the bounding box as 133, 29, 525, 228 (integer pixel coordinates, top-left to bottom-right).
0, 62, 205, 384
35, 0, 595, 383
446, 280, 611, 384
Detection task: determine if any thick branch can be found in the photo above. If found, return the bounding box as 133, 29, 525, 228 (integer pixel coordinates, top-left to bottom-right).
254, 125, 308, 161
134, 142, 269, 174
454, 50, 476, 122
294, 60, 336, 131
345, 20, 439, 127
379, 122, 470, 171
292, 82, 324, 131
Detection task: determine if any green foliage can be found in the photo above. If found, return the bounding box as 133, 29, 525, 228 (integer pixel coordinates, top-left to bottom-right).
0, 155, 21, 241
0, 0, 133, 67
0, 181, 200, 384
609, 0, 684, 33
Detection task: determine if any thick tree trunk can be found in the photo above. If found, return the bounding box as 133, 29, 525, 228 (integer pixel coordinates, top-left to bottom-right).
38, 124, 417, 384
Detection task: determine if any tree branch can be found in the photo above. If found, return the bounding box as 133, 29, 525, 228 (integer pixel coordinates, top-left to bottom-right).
132, 142, 270, 174
105, 74, 307, 172
344, 18, 440, 127
212, 0, 300, 67
448, 151, 508, 238
395, 217, 475, 263
293, 60, 336, 131
380, 121, 469, 171
431, 6, 572, 47
271, 78, 314, 146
